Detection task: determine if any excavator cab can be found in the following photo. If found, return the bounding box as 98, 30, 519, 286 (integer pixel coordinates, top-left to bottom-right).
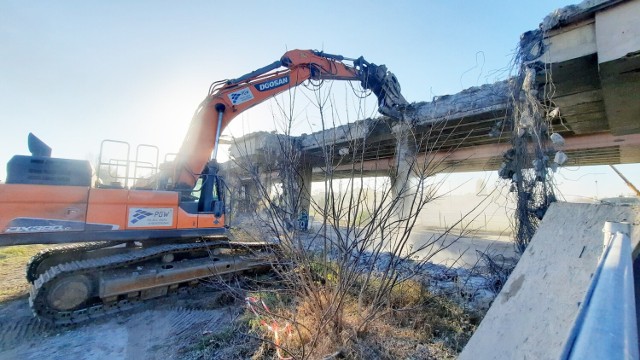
195, 162, 225, 218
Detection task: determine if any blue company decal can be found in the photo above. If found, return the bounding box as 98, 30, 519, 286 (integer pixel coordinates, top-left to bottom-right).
128, 207, 174, 227
227, 88, 254, 105
130, 209, 154, 224
254, 76, 290, 92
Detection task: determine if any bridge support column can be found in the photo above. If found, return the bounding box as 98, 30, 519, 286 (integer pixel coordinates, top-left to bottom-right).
238, 179, 259, 214
280, 160, 312, 231
295, 162, 312, 230
229, 166, 272, 215
389, 122, 418, 222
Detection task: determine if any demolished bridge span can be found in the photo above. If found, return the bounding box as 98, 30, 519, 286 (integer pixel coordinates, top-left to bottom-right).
229, 0, 640, 176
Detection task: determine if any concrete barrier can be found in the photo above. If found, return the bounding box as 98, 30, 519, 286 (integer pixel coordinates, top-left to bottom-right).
459, 202, 640, 360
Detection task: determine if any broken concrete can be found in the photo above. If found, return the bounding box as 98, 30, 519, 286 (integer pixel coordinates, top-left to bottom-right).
541, 0, 617, 31
404, 80, 511, 126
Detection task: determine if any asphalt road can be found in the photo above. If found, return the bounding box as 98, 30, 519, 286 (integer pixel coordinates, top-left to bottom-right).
398, 226, 516, 268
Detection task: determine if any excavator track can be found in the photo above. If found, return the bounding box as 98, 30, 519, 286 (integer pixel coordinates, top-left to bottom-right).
26, 242, 122, 283
30, 241, 276, 325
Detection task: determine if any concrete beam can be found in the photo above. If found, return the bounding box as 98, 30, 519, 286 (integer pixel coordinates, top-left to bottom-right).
596, 0, 640, 135
536, 0, 640, 137
300, 121, 372, 150
544, 19, 597, 63
321, 132, 640, 175
595, 0, 640, 63
299, 80, 511, 152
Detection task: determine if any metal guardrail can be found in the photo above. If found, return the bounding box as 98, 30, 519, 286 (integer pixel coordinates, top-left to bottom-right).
561, 221, 639, 360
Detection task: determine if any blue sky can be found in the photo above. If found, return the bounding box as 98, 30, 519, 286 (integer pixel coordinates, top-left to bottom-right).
0, 0, 637, 199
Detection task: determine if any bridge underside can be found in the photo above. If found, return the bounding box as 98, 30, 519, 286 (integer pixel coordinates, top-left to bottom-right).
228, 0, 640, 180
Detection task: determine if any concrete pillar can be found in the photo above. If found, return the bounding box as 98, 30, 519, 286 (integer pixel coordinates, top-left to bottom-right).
279, 158, 312, 231
389, 122, 418, 221
223, 161, 276, 215
237, 180, 254, 213
236, 171, 273, 214
226, 176, 253, 214
296, 162, 312, 230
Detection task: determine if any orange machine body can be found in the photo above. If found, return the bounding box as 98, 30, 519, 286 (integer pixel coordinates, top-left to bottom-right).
0, 184, 225, 245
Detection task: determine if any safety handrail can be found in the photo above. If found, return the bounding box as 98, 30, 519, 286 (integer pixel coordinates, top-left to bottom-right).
561, 221, 638, 360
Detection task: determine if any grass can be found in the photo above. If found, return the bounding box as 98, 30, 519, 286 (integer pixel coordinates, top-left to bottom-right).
0, 245, 48, 303
179, 319, 262, 360
194, 327, 236, 351
230, 275, 481, 359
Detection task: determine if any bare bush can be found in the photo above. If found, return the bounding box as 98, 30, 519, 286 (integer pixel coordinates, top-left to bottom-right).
226, 84, 493, 359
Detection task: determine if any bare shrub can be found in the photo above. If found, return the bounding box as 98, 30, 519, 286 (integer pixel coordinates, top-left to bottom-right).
227, 83, 492, 359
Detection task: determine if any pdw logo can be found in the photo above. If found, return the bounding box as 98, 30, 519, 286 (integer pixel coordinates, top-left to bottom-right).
128, 207, 174, 227
228, 88, 254, 105
130, 209, 153, 224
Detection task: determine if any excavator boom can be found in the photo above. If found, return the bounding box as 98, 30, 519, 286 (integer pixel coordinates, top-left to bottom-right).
168, 49, 408, 190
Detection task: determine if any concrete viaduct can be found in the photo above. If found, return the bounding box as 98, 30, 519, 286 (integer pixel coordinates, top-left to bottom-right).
224, 0, 640, 217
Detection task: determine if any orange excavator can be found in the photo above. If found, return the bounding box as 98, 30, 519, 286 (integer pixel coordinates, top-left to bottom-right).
0, 49, 408, 324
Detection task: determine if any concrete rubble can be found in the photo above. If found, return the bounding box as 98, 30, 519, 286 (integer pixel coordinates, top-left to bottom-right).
299, 229, 514, 313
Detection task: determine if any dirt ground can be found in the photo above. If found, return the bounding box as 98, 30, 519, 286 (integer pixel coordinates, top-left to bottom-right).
0, 288, 249, 360
0, 245, 48, 302
0, 244, 262, 360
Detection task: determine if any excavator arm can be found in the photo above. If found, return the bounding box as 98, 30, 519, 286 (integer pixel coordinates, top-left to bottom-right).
166, 49, 408, 190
